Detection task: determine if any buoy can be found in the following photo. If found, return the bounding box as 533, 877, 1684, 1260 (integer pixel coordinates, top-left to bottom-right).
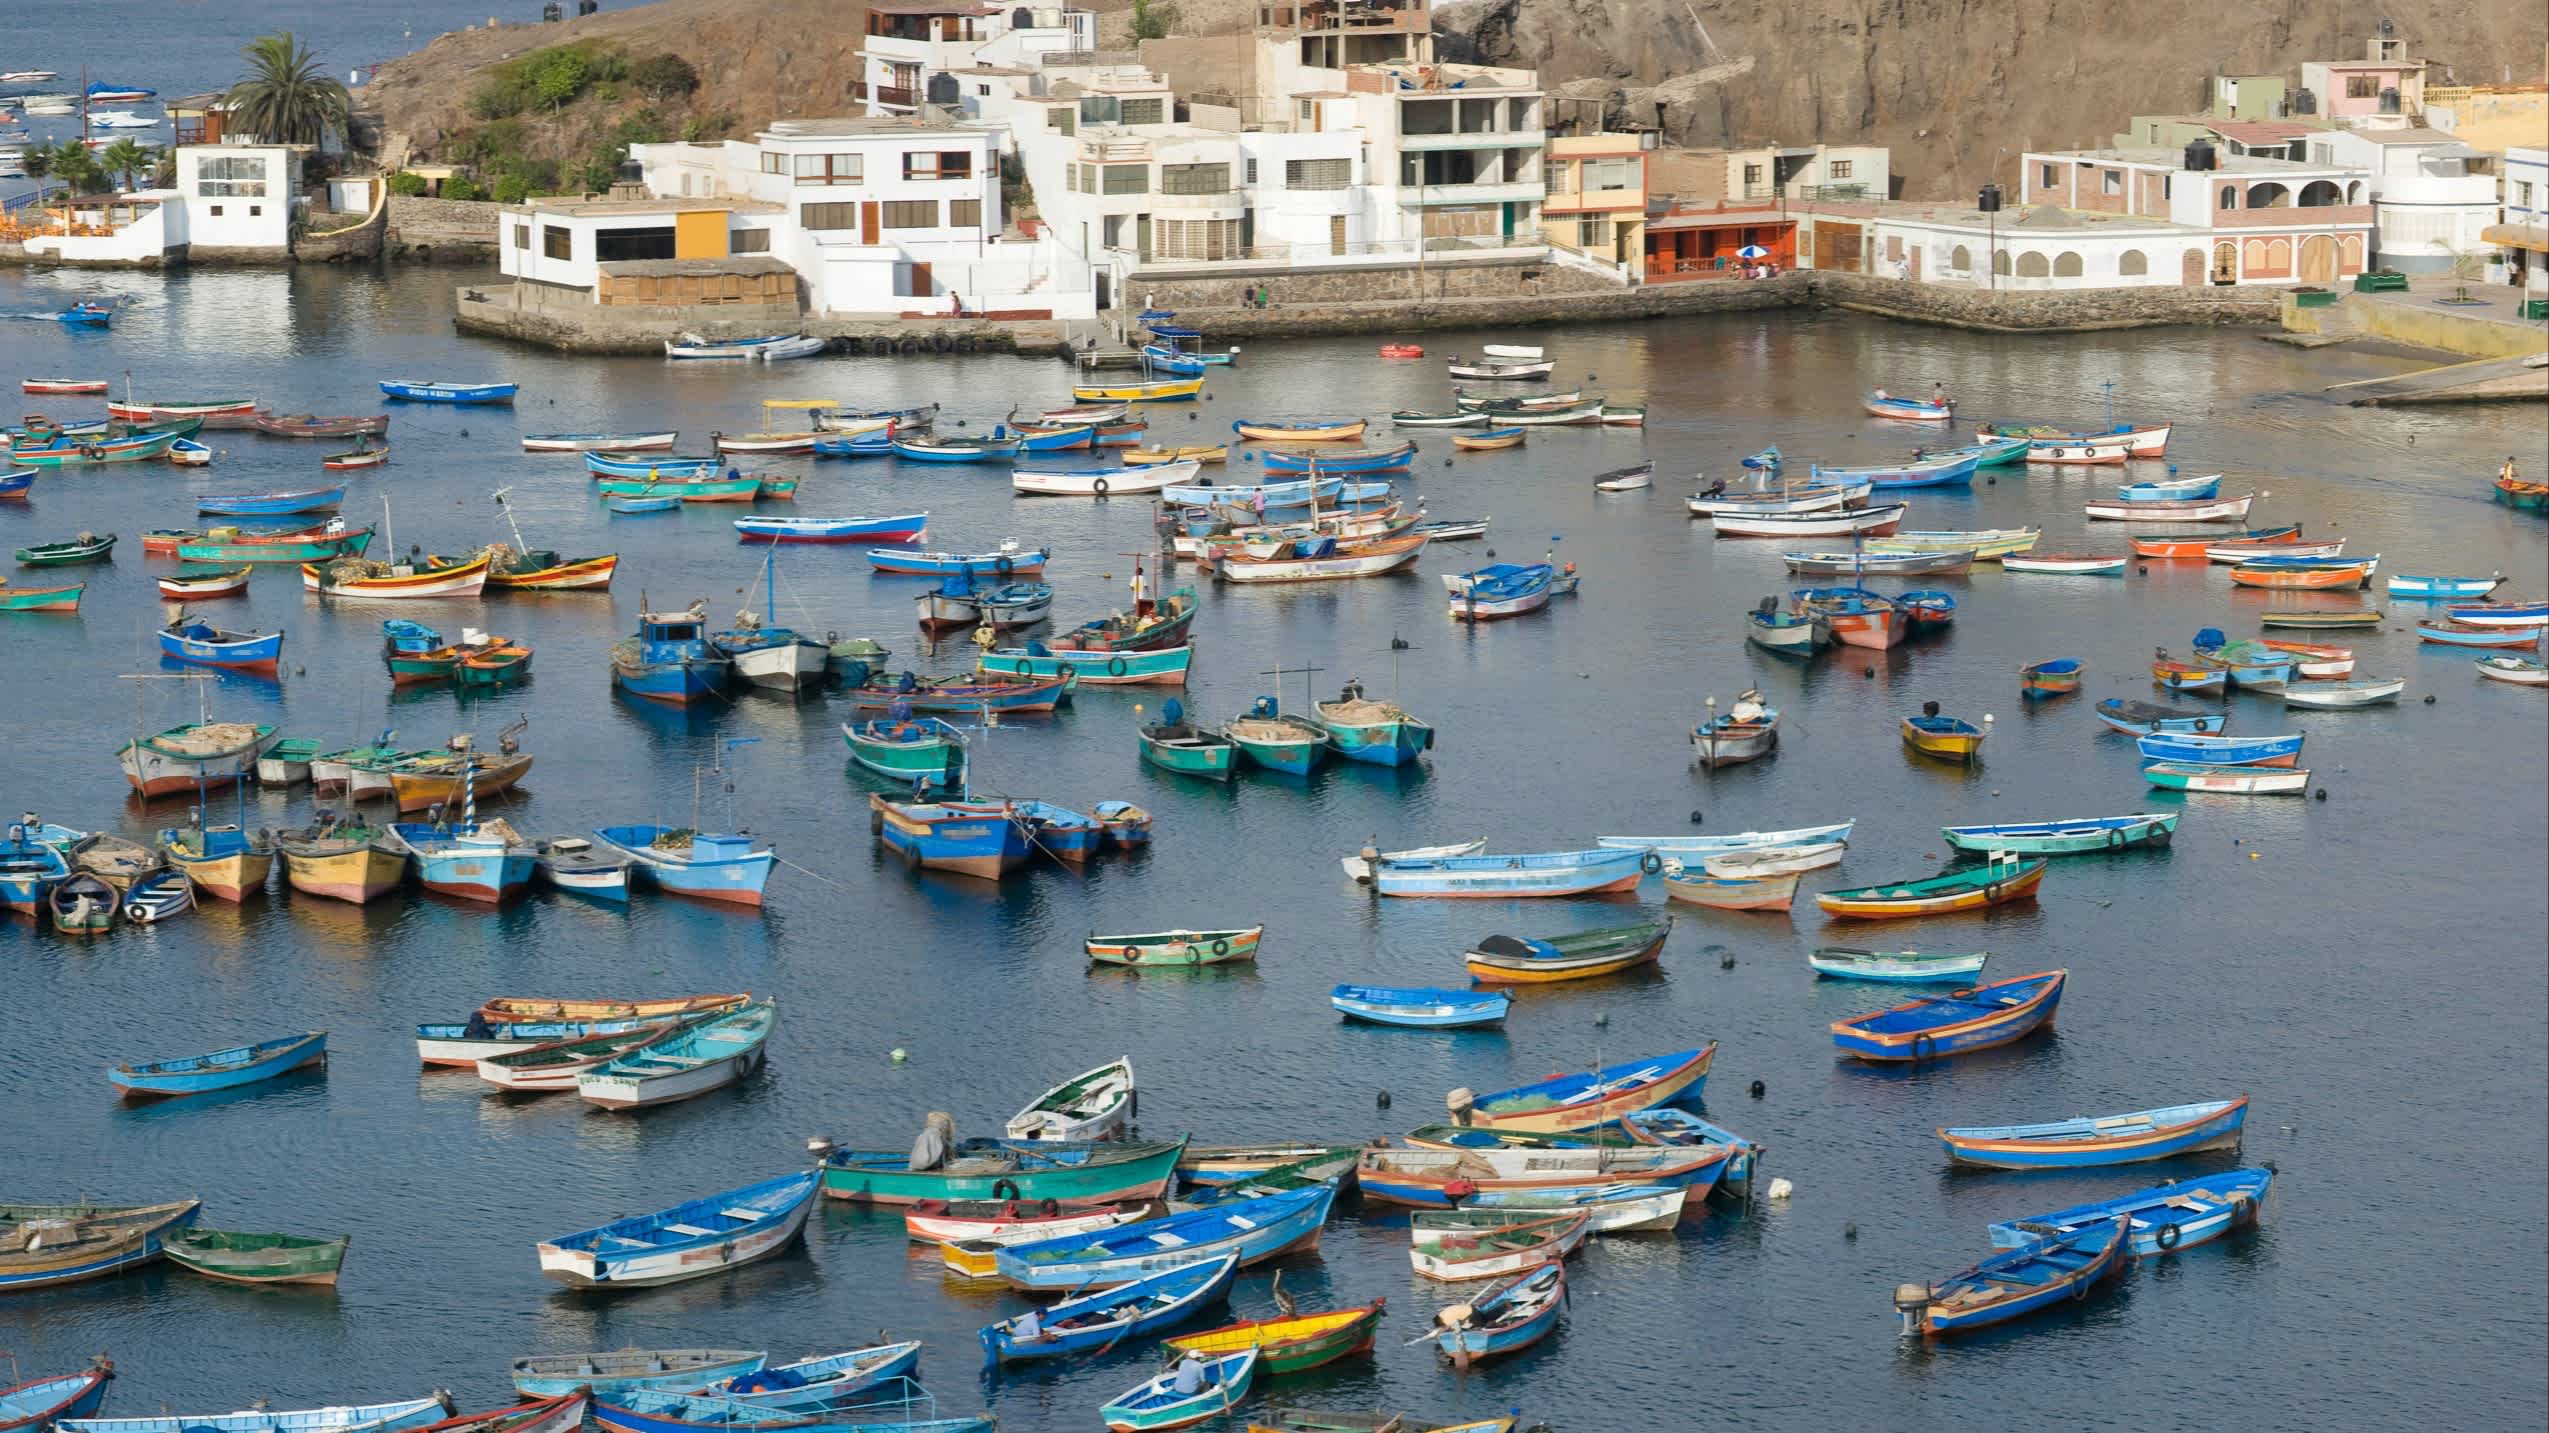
2313, 787, 2329, 801
1593, 1012, 1609, 1028
1688, 810, 1704, 825
1863, 666, 1875, 678
1444, 458, 1454, 468
2423, 694, 2435, 704
2138, 565, 2150, 575
890, 1047, 908, 1062
2250, 851, 2261, 860
1376, 1089, 1392, 1109
1748, 1079, 1766, 1099
1719, 953, 1735, 969
458, 428, 470, 438
1845, 1222, 1858, 1241
1767, 1176, 1793, 1201
1986, 475, 1996, 485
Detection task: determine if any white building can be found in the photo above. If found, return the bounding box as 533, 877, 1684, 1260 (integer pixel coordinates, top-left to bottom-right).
2021, 147, 2375, 285
2308, 127, 2502, 272
1859, 202, 2199, 289
2493, 144, 2548, 293
14, 143, 297, 264
857, 1, 1096, 117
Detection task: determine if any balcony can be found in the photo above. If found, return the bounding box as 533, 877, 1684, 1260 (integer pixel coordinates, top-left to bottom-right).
1397, 180, 1544, 207
1399, 129, 1544, 153
2213, 203, 2373, 229
1150, 189, 1245, 212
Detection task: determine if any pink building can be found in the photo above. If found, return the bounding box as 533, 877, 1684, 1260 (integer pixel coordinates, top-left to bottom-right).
2300, 32, 2431, 125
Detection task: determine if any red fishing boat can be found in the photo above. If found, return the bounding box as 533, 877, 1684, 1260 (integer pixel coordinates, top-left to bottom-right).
2129, 523, 2301, 559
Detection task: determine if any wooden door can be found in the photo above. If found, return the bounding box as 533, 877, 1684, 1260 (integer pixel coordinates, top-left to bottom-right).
908, 261, 932, 297
2299, 234, 2336, 284
2211, 242, 2238, 285
1329, 214, 1346, 256
861, 203, 879, 244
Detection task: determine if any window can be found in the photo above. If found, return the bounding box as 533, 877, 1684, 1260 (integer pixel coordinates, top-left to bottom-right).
948, 198, 981, 228
1120, 98, 1165, 126
543, 226, 572, 260
801, 202, 858, 230
1160, 162, 1230, 195
1101, 164, 1148, 195
1079, 95, 1121, 125
249, 205, 262, 216
596, 226, 675, 262
208, 204, 223, 217
2040, 162, 2057, 189
881, 200, 938, 228
761, 152, 785, 175
1829, 159, 1853, 179
1151, 216, 1243, 260
1948, 244, 1971, 272
2517, 181, 2536, 208
1583, 158, 1632, 192
1992, 248, 2011, 276
2017, 251, 2049, 277
977, 84, 990, 96
733, 228, 771, 253
2118, 249, 2148, 276
1742, 162, 1763, 185
1244, 157, 1258, 185
2346, 74, 2379, 99
796, 153, 862, 185
1050, 106, 1075, 136
2053, 251, 2083, 277
513, 222, 531, 249
2162, 175, 2172, 200
196, 155, 267, 198
1284, 158, 1348, 190
2101, 169, 2121, 195
904, 151, 972, 180
2219, 186, 2237, 210
1576, 216, 1607, 246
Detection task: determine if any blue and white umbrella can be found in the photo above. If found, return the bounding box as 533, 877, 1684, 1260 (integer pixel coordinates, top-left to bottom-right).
1735, 244, 1772, 259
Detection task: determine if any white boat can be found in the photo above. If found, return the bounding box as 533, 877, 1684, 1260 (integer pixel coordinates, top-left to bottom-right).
1341, 837, 1486, 881
576, 1001, 776, 1110
1866, 527, 2041, 558
1686, 486, 1858, 517
119, 722, 281, 799
1700, 840, 1847, 878
1410, 1209, 1591, 1281
1, 71, 61, 83
2281, 676, 2406, 708
522, 432, 677, 452
1805, 948, 1989, 982
904, 1202, 1150, 1246
1713, 503, 1906, 539
1207, 531, 1428, 583
1446, 358, 1553, 380
2083, 492, 2256, 522
1594, 821, 1855, 855
2003, 554, 2129, 575
62, 1398, 450, 1433
1003, 1057, 1134, 1141
1462, 1182, 1687, 1234
758, 335, 826, 361
665, 334, 789, 360
2476, 657, 2548, 686
1593, 462, 1652, 493
722, 634, 832, 691
1481, 344, 1544, 360
713, 431, 820, 454
86, 110, 159, 129
2026, 440, 2130, 465
1012, 458, 1196, 497
536, 1171, 816, 1288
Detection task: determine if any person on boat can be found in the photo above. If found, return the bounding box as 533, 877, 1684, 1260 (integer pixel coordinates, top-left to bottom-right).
1012, 1307, 1043, 1342
463, 1010, 495, 1040
2505, 457, 2521, 483
1700, 475, 1727, 498
1170, 1352, 1209, 1395
1932, 382, 1952, 410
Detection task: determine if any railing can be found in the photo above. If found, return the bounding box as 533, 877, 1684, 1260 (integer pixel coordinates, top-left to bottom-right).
1125, 234, 1551, 268
874, 85, 918, 109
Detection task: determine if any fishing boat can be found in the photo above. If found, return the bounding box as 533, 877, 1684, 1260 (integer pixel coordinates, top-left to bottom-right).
119, 720, 279, 798
21, 378, 109, 395
9, 432, 178, 466
197, 485, 346, 517
48, 874, 118, 934
1687, 485, 1863, 518
1808, 452, 1979, 490
1257, 441, 1418, 474
2143, 761, 2309, 794
1339, 838, 1485, 882
1330, 985, 1510, 1028
2084, 492, 2256, 522
386, 819, 536, 903
904, 1196, 1153, 1246
109, 1030, 327, 1099
1992, 1167, 2274, 1259
983, 1254, 1239, 1364
1443, 561, 1559, 620
0, 823, 72, 915
1595, 822, 1856, 858
1458, 1180, 1685, 1233
993, 1185, 1335, 1289
1071, 377, 1204, 403
2263, 640, 2357, 678
610, 603, 730, 704
1864, 389, 1953, 420
2384, 572, 2501, 599
2135, 730, 2304, 767
1138, 699, 1237, 781
867, 543, 1049, 577
1007, 1058, 1135, 1141
1783, 548, 1973, 577
1832, 969, 2064, 1063
2112, 472, 2221, 501
2208, 536, 2347, 564
1449, 1045, 1714, 1134
1244, 1411, 1516, 1433
2493, 475, 2549, 508
1683, 689, 1778, 767
0, 1364, 115, 1431
524, 432, 678, 452
1745, 608, 1826, 652
2477, 657, 2549, 686
1592, 462, 1652, 492
174, 523, 373, 565
161, 1229, 349, 1286
2129, 524, 2299, 559
155, 822, 267, 903
1086, 927, 1262, 967
2230, 559, 2375, 590
60, 1397, 456, 1433
820, 1134, 1188, 1206
1296, 691, 1430, 767
2150, 657, 2226, 693
302, 552, 491, 599
120, 869, 196, 924
1867, 527, 2040, 560
1163, 1296, 1385, 1377
0, 1200, 202, 1292
538, 1169, 814, 1286
1430, 1261, 1564, 1369
457, 643, 533, 688
977, 643, 1190, 687
155, 617, 284, 675
322, 443, 390, 471
1940, 1095, 2249, 1169
1446, 357, 1554, 381
1013, 458, 1198, 498
1462, 918, 1672, 983
1942, 813, 2176, 854
2260, 607, 2382, 629
2018, 657, 2084, 698
0, 471, 33, 502
380, 379, 516, 404
664, 334, 792, 360
1121, 444, 1226, 467
156, 565, 253, 599
474, 1021, 719, 1093
1452, 426, 1526, 452
844, 715, 968, 792
2445, 597, 2549, 626
1893, 1217, 2127, 1336
2283, 676, 2404, 708
421, 1001, 732, 1067
1901, 712, 1988, 765
511, 1352, 766, 1398
595, 826, 774, 905
2416, 619, 2545, 647
1807, 948, 1988, 983
1408, 1210, 1588, 1282
869, 796, 1037, 879
164, 438, 214, 466
1372, 846, 1647, 898
1815, 856, 2047, 919
2003, 553, 2128, 575
2028, 440, 2130, 465
15, 533, 115, 566
1714, 504, 1907, 540
575, 999, 776, 1110
846, 671, 1071, 715
586, 452, 722, 478
1232, 418, 1367, 443
1221, 700, 1330, 775
1100, 1349, 1256, 1432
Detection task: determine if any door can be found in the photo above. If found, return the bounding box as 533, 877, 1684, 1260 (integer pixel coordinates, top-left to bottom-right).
908, 261, 931, 298
2212, 242, 2238, 285
1328, 214, 1346, 257
861, 202, 879, 245
2299, 234, 2336, 284
2181, 248, 2206, 287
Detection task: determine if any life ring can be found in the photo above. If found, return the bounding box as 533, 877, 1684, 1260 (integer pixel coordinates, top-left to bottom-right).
992, 1178, 1022, 1201
1909, 1032, 1936, 1064
2229, 1194, 2257, 1226
1091, 476, 1111, 497
1107, 656, 1129, 678
995, 556, 1014, 576
1039, 1197, 1059, 1215
1210, 937, 1230, 957
1639, 851, 1663, 875
2070, 1271, 2092, 1301
2155, 1220, 2182, 1252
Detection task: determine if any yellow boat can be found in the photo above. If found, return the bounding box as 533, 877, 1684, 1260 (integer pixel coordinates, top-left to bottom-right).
277, 841, 407, 905
1071, 377, 1204, 403
479, 993, 750, 1023
1165, 1299, 1387, 1374
1123, 444, 1227, 465
1232, 419, 1365, 443
1901, 713, 1988, 765
1452, 428, 1526, 452
160, 826, 275, 903
940, 1239, 1003, 1279
385, 750, 533, 812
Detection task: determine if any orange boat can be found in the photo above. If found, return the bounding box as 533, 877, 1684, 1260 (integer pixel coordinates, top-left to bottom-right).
1378, 343, 1425, 359
2129, 523, 2301, 559
143, 518, 348, 556
2227, 562, 2374, 590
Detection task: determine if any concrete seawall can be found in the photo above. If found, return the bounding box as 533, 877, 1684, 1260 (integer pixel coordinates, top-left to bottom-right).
388, 195, 504, 263
1806, 273, 2283, 332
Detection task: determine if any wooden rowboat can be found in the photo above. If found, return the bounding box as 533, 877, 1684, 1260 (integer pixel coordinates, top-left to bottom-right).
1452, 427, 1525, 451
2142, 761, 2310, 794
1989, 1167, 2273, 1258
1939, 1095, 2249, 1169
1807, 948, 1988, 983
1660, 870, 1797, 911
1901, 713, 1988, 764
1450, 1044, 1715, 1133
109, 1031, 328, 1098
161, 1228, 350, 1286
1163, 1297, 1387, 1373
1816, 857, 2046, 919
1461, 918, 1671, 983
1407, 1210, 1588, 1282
1830, 969, 2064, 1060
1085, 926, 1262, 967
2260, 608, 2382, 629
1894, 1216, 2125, 1336
1941, 813, 2175, 855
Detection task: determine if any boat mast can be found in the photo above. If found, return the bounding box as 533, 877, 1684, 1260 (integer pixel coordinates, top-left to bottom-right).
489, 486, 533, 552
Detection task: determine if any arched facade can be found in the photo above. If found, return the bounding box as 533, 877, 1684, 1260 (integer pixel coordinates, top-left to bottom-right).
2299, 180, 2342, 207
2119, 249, 2149, 277
2246, 181, 2291, 208
2212, 241, 2238, 283
2016, 251, 2050, 278
1993, 248, 2011, 276
2053, 252, 2084, 277
2299, 234, 2337, 283
2339, 234, 2365, 271
1949, 244, 1971, 274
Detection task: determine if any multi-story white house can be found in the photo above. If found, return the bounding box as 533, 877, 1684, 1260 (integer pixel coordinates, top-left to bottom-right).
856, 1, 1096, 117
2307, 127, 2499, 273
2495, 144, 2548, 293
2021, 145, 2374, 285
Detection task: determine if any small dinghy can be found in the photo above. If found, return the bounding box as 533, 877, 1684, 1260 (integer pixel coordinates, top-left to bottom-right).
121, 869, 196, 924
1593, 461, 1653, 492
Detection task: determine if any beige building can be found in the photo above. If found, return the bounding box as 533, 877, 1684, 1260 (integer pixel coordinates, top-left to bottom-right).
1542, 131, 1649, 269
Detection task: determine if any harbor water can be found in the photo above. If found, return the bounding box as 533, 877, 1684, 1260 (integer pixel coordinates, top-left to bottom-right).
1, 257, 2545, 1432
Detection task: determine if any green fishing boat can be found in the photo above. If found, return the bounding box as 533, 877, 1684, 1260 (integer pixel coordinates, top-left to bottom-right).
176, 527, 375, 565
818, 1134, 1189, 1204
842, 715, 967, 791
162, 1228, 350, 1286
1136, 698, 1236, 781
1085, 925, 1263, 967
591, 475, 759, 500
455, 643, 533, 689
0, 582, 85, 612
15, 533, 116, 567
1939, 812, 2178, 856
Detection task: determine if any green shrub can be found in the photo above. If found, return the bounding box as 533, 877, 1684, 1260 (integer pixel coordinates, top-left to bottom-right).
678, 111, 735, 142
1130, 0, 1179, 40
631, 53, 699, 102
530, 50, 593, 112
386, 171, 429, 196
491, 174, 532, 204
441, 174, 486, 202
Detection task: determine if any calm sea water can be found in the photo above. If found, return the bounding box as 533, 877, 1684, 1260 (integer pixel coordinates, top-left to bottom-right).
2, 251, 2545, 1432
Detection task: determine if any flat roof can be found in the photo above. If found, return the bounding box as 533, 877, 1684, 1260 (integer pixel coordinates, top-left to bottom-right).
2342, 127, 2457, 145
868, 2, 1001, 14
518, 196, 784, 217
762, 116, 988, 139
599, 256, 798, 277
2037, 146, 2351, 174
2209, 119, 2320, 145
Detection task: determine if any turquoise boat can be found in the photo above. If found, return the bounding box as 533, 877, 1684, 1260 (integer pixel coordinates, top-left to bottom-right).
61, 1396, 451, 1433
975, 644, 1192, 686
1311, 692, 1434, 766
1938, 812, 2178, 855
108, 1031, 327, 1100
843, 715, 968, 791
1099, 1349, 1256, 1432
1136, 699, 1236, 781
819, 1136, 1188, 1205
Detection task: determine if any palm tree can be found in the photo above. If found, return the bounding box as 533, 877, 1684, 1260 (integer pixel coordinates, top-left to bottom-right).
50, 141, 105, 196
21, 144, 51, 201
224, 32, 349, 146
98, 139, 154, 194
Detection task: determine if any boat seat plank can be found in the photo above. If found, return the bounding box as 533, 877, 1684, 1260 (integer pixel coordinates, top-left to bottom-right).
719, 1208, 767, 1222
662, 1222, 718, 1237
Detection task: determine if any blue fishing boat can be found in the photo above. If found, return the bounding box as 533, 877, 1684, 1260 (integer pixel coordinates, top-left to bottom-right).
869, 796, 1039, 880
867, 545, 1050, 577
0, 470, 34, 499
513, 1351, 767, 1399
1893, 1217, 2127, 1336
62, 1397, 452, 1433
0, 1200, 202, 1292
1, 819, 75, 915
1829, 970, 2065, 1062
1447, 562, 1555, 621
976, 644, 1193, 686
704, 1342, 925, 1410
54, 300, 118, 326
608, 496, 683, 515
1004, 799, 1104, 861
1311, 691, 1434, 765
844, 713, 969, 791
388, 823, 536, 904
991, 1185, 1335, 1290
611, 604, 731, 705
595, 827, 774, 906
2092, 698, 2227, 735
380, 379, 517, 404
2385, 573, 2503, 599
1329, 984, 1511, 1028
1258, 441, 1416, 474
2116, 474, 2221, 502
586, 452, 722, 478
1160, 475, 1385, 510
1098, 1351, 1255, 1433
595, 1379, 989, 1433
1432, 1260, 1564, 1368
980, 1252, 1239, 1364
811, 431, 895, 458
537, 1170, 817, 1288
1618, 1109, 1762, 1202
1370, 846, 1648, 898
892, 435, 1019, 462
0, 1365, 114, 1433
196, 485, 348, 517
1989, 1167, 2274, 1257
1141, 345, 1211, 375
2134, 731, 2304, 767
1459, 1046, 1712, 1133
1939, 812, 2177, 855
156, 618, 285, 675
108, 1030, 327, 1099
1809, 452, 1980, 489
1939, 1095, 2250, 1169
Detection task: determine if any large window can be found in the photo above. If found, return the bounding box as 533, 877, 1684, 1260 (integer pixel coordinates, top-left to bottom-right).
949, 199, 981, 229
733, 228, 771, 253
801, 202, 859, 231
1102, 164, 1149, 195
542, 225, 572, 260
2346, 74, 2380, 99
1576, 216, 1608, 246
2118, 249, 2147, 276
904, 151, 972, 180
1160, 162, 1230, 195
596, 226, 676, 263
196, 155, 267, 198
1151, 216, 1243, 260
1285, 158, 1348, 190
795, 153, 862, 185
1049, 106, 1075, 136
1079, 96, 1121, 126
881, 200, 938, 229
1120, 98, 1165, 126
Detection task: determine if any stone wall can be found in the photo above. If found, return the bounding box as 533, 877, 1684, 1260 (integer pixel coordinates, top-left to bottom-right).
1136, 271, 1808, 338
387, 195, 503, 262
1806, 272, 2284, 332
454, 282, 1060, 356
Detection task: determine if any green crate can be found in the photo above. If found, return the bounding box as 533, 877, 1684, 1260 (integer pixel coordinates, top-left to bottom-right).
2353, 272, 2410, 294
2522, 298, 2549, 321
2294, 289, 2337, 309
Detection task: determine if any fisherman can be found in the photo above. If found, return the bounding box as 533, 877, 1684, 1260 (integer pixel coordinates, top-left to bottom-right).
2504, 456, 2521, 484
1700, 475, 1727, 498
463, 1009, 495, 1041
1013, 1307, 1043, 1342
1169, 1351, 1208, 1395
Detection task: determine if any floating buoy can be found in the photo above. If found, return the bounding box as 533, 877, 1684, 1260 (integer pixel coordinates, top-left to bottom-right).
1863, 666, 1875, 678
1767, 1176, 1793, 1200
1688, 810, 1704, 825
890, 1047, 908, 1063
458, 428, 469, 438
1986, 475, 1996, 485
1593, 1012, 1609, 1028
1376, 1089, 1392, 1109
1844, 1222, 1858, 1241
1748, 1079, 1766, 1099
2250, 851, 2261, 860
1719, 953, 1735, 969
2313, 787, 2329, 801
2138, 565, 2150, 575
2423, 694, 2436, 704
1390, 635, 1411, 651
